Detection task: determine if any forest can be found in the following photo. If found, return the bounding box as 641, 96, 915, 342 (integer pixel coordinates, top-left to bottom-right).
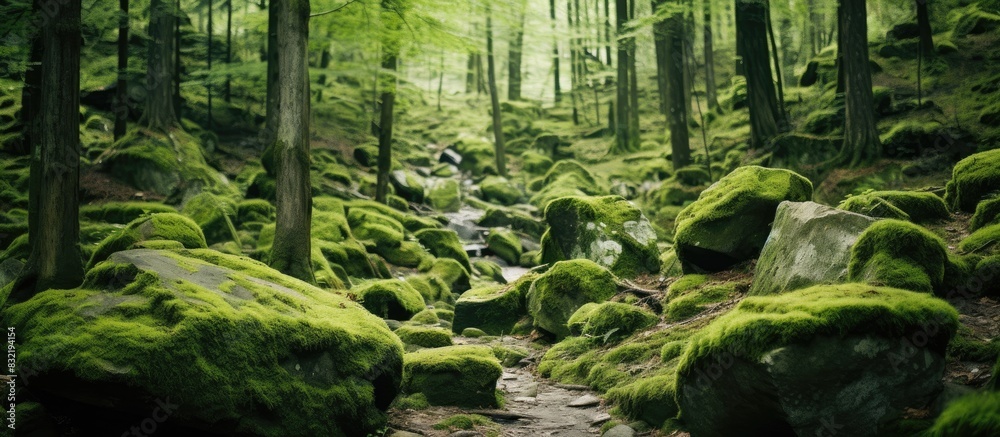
1, 0, 1000, 435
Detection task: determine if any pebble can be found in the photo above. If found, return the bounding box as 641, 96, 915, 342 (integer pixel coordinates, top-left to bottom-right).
567, 394, 601, 407
590, 412, 612, 425
520, 382, 539, 397
387, 431, 422, 437
513, 396, 537, 404
602, 424, 636, 437
449, 432, 480, 437
502, 372, 518, 380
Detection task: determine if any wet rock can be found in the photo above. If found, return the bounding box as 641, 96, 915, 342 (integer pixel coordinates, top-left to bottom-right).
390, 170, 425, 203
602, 425, 636, 437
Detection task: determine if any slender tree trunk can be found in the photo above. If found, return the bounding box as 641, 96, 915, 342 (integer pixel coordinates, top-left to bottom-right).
653, 1, 669, 115
263, 1, 279, 146
509, 0, 526, 101
569, 0, 580, 125
317, 41, 331, 102
269, 0, 314, 283
114, 0, 129, 141
149, 0, 178, 131
703, 0, 719, 110
437, 52, 444, 111
808, 0, 818, 55
614, 0, 633, 152
207, 0, 214, 130
766, 0, 788, 130
225, 0, 232, 102
682, 2, 693, 120
779, 17, 795, 87
916, 0, 934, 58
376, 0, 401, 204
551, 0, 562, 102
836, 2, 846, 93
736, 0, 779, 148
19, 0, 84, 297
627, 0, 639, 143
841, 0, 880, 166
173, 0, 182, 119
667, 0, 691, 169
604, 0, 612, 66
466, 52, 476, 94
24, 0, 42, 244
486, 4, 507, 176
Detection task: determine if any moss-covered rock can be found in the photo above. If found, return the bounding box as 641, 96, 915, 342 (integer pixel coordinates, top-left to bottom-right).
520, 151, 554, 174
88, 213, 207, 268
348, 207, 405, 249
664, 276, 745, 321
605, 373, 678, 428
945, 149, 1000, 213
954, 6, 1000, 36
401, 345, 502, 408
453, 272, 537, 335
676, 284, 958, 437
404, 274, 451, 304
354, 279, 426, 320
472, 259, 506, 284
425, 258, 472, 294
848, 219, 949, 293
380, 241, 435, 269
79, 202, 177, 224
479, 176, 523, 206
3, 249, 403, 436
315, 239, 380, 279
426, 179, 462, 213
395, 325, 453, 348
478, 206, 546, 239
486, 228, 522, 265
880, 121, 945, 158
237, 199, 276, 225
566, 301, 657, 342
526, 260, 618, 339
389, 170, 425, 203
345, 200, 441, 233
352, 144, 379, 167
972, 196, 1000, 231
451, 137, 497, 176
960, 223, 1000, 255
839, 190, 950, 223
925, 391, 1000, 436
540, 196, 660, 278
182, 192, 241, 246
673, 166, 813, 273
752, 202, 877, 295
414, 229, 471, 272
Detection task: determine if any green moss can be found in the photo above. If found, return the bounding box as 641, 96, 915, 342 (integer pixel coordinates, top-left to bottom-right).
426, 179, 462, 213
236, 199, 275, 225
519, 250, 540, 267
925, 392, 1000, 437
348, 208, 405, 248
486, 228, 522, 265
948, 326, 1000, 362
665, 280, 742, 322
425, 258, 472, 294
0, 234, 28, 262
473, 259, 507, 284
395, 325, 453, 348
392, 393, 430, 410
355, 279, 426, 320
520, 151, 554, 174
491, 345, 529, 367
676, 284, 959, 383
478, 206, 546, 239
462, 327, 488, 338
380, 241, 434, 269
414, 228, 472, 272
479, 176, 523, 206
605, 373, 679, 428
433, 414, 499, 435
409, 309, 441, 325
567, 302, 658, 342
433, 308, 454, 322
526, 259, 618, 339
3, 248, 403, 436
945, 149, 1000, 213
405, 274, 451, 304
960, 223, 1000, 255
315, 239, 379, 279
182, 192, 241, 246
673, 166, 712, 186
972, 197, 1000, 231
848, 219, 949, 293
452, 138, 497, 176
79, 202, 177, 224
89, 213, 208, 268
345, 200, 441, 233
880, 121, 945, 158
453, 272, 537, 335
673, 166, 813, 272
953, 6, 1000, 36
839, 190, 950, 223
401, 345, 502, 408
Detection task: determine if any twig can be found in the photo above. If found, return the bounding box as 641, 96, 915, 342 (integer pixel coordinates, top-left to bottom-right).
310, 0, 359, 18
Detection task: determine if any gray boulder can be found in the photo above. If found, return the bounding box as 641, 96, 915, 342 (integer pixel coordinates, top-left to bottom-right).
750, 201, 876, 295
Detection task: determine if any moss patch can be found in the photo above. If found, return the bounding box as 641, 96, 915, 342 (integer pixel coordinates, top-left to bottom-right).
526, 259, 618, 339
414, 229, 471, 272
88, 213, 207, 268
848, 219, 949, 293
401, 345, 502, 408
960, 223, 1000, 255
355, 279, 426, 320
395, 325, 453, 348
79, 202, 177, 224
972, 197, 1000, 231
945, 149, 1000, 213
453, 272, 537, 335
566, 301, 658, 342
925, 391, 1000, 437
486, 228, 522, 265
839, 190, 950, 223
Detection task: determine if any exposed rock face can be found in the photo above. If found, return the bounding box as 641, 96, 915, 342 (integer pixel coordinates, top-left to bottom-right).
751, 201, 876, 295
3, 249, 404, 437
540, 196, 660, 278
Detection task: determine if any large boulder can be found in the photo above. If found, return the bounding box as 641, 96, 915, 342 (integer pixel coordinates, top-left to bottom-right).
354, 279, 426, 320
3, 249, 403, 436
565, 301, 657, 342
526, 259, 618, 339
540, 196, 660, 278
87, 213, 208, 268
673, 166, 813, 273
676, 284, 958, 437
401, 345, 502, 408
945, 149, 1000, 213
751, 202, 876, 295
452, 272, 537, 336
848, 219, 949, 293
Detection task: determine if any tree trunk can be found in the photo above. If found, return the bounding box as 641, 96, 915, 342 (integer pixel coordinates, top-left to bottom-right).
508, 1, 526, 101
779, 17, 795, 87
376, 0, 401, 204
736, 0, 779, 148
703, 0, 719, 110
317, 40, 331, 102
466, 52, 476, 94
627, 0, 639, 143
19, 0, 84, 297
269, 0, 314, 283
613, 0, 633, 152
766, 0, 788, 130
225, 0, 232, 102
437, 52, 444, 111
173, 0, 182, 119
667, 1, 691, 169
148, 0, 178, 131
114, 0, 129, 141
604, 0, 612, 66
552, 0, 562, 102
486, 4, 507, 177
653, 1, 669, 115
916, 0, 934, 58
569, 0, 579, 125
836, 1, 846, 93
841, 0, 880, 166
263, 1, 279, 146
207, 0, 214, 130
19, 1, 42, 157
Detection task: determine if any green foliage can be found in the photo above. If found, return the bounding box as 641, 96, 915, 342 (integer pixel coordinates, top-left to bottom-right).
972, 197, 1000, 231
665, 279, 743, 322
520, 151, 554, 174
414, 228, 471, 272
79, 202, 177, 224
182, 192, 241, 246
605, 373, 679, 428
401, 345, 502, 408
848, 219, 949, 293
925, 392, 1000, 437
426, 179, 462, 213
479, 176, 523, 205
960, 223, 1000, 255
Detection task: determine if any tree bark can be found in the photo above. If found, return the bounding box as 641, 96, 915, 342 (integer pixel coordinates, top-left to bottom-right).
207, 0, 214, 130
736, 0, 779, 148
269, 0, 314, 283
114, 0, 129, 141
569, 0, 580, 125
486, 4, 507, 177
765, 0, 788, 130
148, 0, 178, 131
627, 0, 639, 141
316, 39, 331, 102
552, 0, 562, 102
263, 1, 279, 146
703, 0, 719, 110
841, 0, 881, 166
508, 0, 526, 101
376, 0, 401, 203
916, 0, 934, 58
613, 0, 633, 152
225, 0, 232, 102
466, 52, 476, 94
836, 1, 846, 94
666, 0, 690, 169
20, 0, 84, 297
173, 0, 182, 119
604, 0, 612, 66
19, 1, 42, 157
653, 0, 669, 115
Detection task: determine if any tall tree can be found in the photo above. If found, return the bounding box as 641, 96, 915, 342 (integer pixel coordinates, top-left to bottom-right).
18, 0, 84, 297
703, 0, 719, 110
269, 0, 314, 283
551, 0, 562, 102
376, 0, 403, 203
841, 0, 880, 165
736, 0, 780, 148
653, 0, 669, 115
627, 0, 639, 139
665, 0, 690, 169
114, 0, 129, 141
207, 0, 214, 129
263, 1, 279, 146
225, 0, 233, 102
569, 0, 580, 124
916, 0, 934, 58
486, 3, 507, 176
765, 0, 787, 129
148, 0, 178, 131
18, 1, 41, 157
508, 0, 526, 101
613, 0, 636, 152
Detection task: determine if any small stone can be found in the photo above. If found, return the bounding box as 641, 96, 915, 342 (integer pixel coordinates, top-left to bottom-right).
449, 432, 480, 437
513, 396, 537, 404
567, 394, 601, 407
591, 412, 612, 425
602, 424, 636, 437
502, 373, 518, 380
388, 431, 422, 437
521, 382, 539, 397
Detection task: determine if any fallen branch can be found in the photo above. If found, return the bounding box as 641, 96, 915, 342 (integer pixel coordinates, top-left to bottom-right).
467, 409, 537, 421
